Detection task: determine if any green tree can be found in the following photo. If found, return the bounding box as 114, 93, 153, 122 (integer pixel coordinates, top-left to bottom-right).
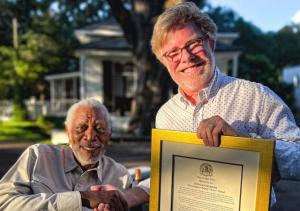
0, 29, 59, 120
206, 5, 297, 113
107, 0, 206, 134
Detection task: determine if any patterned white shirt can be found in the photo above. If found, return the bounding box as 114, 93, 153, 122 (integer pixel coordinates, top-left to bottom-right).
155, 67, 300, 206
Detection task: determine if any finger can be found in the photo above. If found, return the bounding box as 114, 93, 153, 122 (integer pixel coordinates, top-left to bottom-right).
97, 203, 105, 211
205, 124, 215, 146
197, 123, 209, 145
103, 204, 110, 210
101, 184, 118, 191
104, 207, 112, 211
196, 124, 203, 140
201, 128, 209, 146
91, 185, 103, 191
212, 124, 222, 147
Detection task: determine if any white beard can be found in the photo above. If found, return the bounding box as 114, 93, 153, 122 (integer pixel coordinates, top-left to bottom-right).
71, 144, 106, 167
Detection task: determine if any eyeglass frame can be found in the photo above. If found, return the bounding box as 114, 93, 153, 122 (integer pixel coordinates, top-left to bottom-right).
161, 35, 209, 63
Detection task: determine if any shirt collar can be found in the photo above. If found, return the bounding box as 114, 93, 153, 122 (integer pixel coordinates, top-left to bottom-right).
63, 145, 79, 173
63, 145, 103, 177
179, 66, 221, 106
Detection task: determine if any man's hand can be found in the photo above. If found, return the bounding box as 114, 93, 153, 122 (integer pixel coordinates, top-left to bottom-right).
80, 188, 128, 211
197, 115, 237, 147
90, 185, 127, 211
90, 185, 149, 210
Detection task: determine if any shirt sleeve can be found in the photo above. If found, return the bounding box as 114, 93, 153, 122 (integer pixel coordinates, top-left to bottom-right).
259, 86, 300, 180
0, 146, 82, 211
136, 178, 150, 195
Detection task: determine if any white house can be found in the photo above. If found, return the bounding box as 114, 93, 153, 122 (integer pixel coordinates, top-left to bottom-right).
45, 19, 242, 132
282, 65, 300, 109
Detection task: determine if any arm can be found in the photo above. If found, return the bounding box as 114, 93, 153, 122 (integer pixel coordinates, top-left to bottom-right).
123, 187, 148, 208
258, 87, 300, 180
0, 146, 81, 211
80, 189, 128, 210
91, 183, 149, 210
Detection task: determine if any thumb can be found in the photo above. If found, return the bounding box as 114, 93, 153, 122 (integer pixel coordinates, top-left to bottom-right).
90, 185, 103, 191
100, 184, 118, 191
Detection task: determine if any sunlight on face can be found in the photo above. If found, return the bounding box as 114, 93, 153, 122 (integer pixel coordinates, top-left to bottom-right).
161, 22, 215, 96
66, 106, 110, 167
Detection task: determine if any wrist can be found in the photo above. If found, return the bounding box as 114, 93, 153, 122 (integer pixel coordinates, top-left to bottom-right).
80, 191, 91, 208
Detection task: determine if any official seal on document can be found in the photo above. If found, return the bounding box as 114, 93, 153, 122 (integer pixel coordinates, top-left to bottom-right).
200, 163, 213, 176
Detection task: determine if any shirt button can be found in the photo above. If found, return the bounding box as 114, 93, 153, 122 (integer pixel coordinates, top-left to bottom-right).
79, 178, 85, 184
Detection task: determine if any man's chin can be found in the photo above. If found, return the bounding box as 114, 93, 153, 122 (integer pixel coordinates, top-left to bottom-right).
74, 150, 105, 167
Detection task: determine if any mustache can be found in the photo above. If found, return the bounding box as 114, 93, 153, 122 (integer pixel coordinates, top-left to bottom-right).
180, 58, 206, 71
191, 58, 206, 66
79, 142, 104, 148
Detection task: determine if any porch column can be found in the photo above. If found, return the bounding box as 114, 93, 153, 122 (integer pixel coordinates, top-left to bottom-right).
80, 54, 86, 99
73, 77, 77, 100
232, 54, 239, 77
50, 80, 55, 113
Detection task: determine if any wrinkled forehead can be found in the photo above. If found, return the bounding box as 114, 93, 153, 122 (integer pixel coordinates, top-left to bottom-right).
73, 106, 106, 122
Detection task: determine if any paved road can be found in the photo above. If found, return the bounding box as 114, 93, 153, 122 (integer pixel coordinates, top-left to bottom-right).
0, 142, 299, 211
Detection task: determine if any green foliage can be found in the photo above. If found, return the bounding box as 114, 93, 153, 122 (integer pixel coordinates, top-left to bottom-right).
0, 30, 57, 100
12, 103, 27, 121
0, 0, 112, 101
36, 114, 47, 126
238, 54, 277, 84
44, 116, 66, 129
206, 5, 300, 120
238, 54, 295, 109
0, 120, 50, 142
207, 6, 239, 32
271, 27, 300, 69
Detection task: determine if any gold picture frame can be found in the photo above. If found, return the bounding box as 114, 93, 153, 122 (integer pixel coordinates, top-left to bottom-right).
150, 129, 274, 211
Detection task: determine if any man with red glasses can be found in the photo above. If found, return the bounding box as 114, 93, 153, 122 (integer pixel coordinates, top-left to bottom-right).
97, 2, 300, 210
151, 2, 300, 209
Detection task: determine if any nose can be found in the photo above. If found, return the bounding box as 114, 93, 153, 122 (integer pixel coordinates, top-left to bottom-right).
85, 126, 96, 142
180, 48, 195, 63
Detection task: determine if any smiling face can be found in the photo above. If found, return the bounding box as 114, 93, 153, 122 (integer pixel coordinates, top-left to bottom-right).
161, 22, 216, 97
65, 105, 111, 168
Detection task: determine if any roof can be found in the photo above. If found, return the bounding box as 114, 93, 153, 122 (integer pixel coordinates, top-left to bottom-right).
45, 72, 80, 81
74, 18, 123, 43
215, 42, 241, 52
79, 37, 130, 50
75, 19, 241, 52
78, 37, 241, 52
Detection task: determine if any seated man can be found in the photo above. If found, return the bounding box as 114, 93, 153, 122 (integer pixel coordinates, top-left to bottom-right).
0, 98, 130, 211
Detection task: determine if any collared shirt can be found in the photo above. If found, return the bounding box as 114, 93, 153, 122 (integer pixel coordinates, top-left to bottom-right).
0, 144, 132, 211
155, 67, 300, 206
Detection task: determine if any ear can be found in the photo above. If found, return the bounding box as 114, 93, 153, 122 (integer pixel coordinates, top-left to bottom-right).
65, 125, 71, 139
209, 37, 216, 52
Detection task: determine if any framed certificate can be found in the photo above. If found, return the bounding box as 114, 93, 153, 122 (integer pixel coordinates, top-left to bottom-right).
150, 129, 274, 211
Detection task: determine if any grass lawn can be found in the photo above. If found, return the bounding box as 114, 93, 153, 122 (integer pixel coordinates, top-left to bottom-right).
0, 121, 51, 144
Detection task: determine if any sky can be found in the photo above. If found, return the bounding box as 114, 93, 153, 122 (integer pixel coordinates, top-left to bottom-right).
208, 0, 300, 32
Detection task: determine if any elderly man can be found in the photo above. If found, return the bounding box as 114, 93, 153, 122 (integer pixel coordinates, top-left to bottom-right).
0, 98, 130, 211
113, 2, 300, 210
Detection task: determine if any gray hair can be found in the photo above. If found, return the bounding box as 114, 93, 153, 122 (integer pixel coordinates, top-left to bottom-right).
64, 98, 112, 132
151, 1, 217, 61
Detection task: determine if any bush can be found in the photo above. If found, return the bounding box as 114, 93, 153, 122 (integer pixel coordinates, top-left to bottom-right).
12, 103, 27, 121
44, 116, 65, 129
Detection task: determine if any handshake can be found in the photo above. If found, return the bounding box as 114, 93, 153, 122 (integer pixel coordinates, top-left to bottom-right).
80, 185, 128, 211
